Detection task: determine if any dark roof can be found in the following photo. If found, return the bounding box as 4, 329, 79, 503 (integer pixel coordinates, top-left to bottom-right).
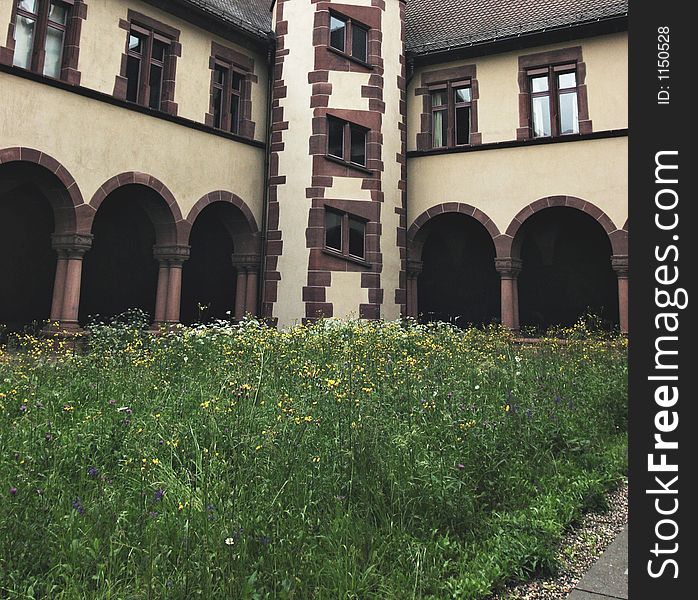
406, 0, 628, 54
182, 0, 272, 36
180, 0, 627, 52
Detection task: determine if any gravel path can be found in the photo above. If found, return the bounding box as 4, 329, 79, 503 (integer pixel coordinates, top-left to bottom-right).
490, 478, 628, 600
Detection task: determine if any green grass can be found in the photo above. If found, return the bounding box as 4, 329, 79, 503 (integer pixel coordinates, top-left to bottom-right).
0, 316, 627, 599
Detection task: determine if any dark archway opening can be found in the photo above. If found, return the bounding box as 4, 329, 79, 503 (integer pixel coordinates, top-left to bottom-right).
516, 207, 618, 331
181, 203, 238, 324
417, 213, 499, 327
80, 186, 164, 324
0, 165, 57, 332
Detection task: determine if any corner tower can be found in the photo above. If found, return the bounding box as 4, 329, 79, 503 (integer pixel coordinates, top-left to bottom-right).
264, 0, 407, 326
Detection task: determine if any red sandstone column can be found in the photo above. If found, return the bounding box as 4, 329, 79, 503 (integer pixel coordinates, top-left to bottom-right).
50, 234, 93, 331
612, 255, 629, 334
245, 268, 259, 317
406, 259, 423, 319
153, 246, 190, 326
495, 258, 522, 330
234, 268, 247, 320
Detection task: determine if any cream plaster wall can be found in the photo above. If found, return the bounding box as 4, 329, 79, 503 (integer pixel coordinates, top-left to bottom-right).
379, 0, 405, 320
326, 272, 368, 319
272, 0, 316, 327
0, 72, 266, 226
76, 0, 268, 142
407, 32, 628, 150
407, 136, 628, 236
0, 2, 14, 46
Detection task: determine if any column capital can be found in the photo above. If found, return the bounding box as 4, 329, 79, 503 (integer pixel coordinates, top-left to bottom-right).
495, 258, 523, 277
407, 259, 423, 277
611, 255, 628, 277
231, 253, 261, 271
153, 245, 190, 265
51, 233, 93, 258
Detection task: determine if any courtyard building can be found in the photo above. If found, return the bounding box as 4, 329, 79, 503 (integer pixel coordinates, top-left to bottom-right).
0, 0, 628, 333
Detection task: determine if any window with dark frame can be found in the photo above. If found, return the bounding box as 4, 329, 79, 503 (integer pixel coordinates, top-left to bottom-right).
124, 24, 173, 110
429, 80, 472, 148
211, 61, 245, 134
12, 0, 72, 79
528, 64, 579, 138
329, 12, 368, 63
324, 209, 367, 261
327, 115, 368, 168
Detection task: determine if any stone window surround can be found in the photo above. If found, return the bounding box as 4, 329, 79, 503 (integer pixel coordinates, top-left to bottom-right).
517, 46, 592, 140
1, 0, 87, 85
204, 40, 257, 139
113, 9, 181, 116
415, 64, 481, 151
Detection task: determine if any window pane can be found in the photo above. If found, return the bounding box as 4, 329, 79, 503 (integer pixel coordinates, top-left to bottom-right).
558, 71, 576, 89
18, 0, 38, 14
330, 16, 346, 52
232, 72, 244, 92
231, 94, 240, 134
559, 91, 579, 135
328, 118, 344, 159
148, 63, 163, 109
352, 25, 368, 62
454, 86, 471, 103
349, 218, 365, 259
213, 64, 226, 85
126, 55, 140, 102
350, 125, 366, 166
530, 75, 549, 93
128, 33, 143, 54
152, 40, 167, 63
431, 90, 446, 107
325, 211, 342, 251
455, 106, 470, 145
432, 109, 446, 147
48, 1, 69, 25
531, 95, 551, 137
212, 87, 222, 128
12, 15, 35, 69
43, 25, 65, 78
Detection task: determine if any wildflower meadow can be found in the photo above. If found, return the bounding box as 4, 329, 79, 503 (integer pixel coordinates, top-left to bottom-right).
0, 316, 627, 599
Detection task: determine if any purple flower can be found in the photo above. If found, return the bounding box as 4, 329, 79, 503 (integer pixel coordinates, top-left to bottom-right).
45, 432, 53, 442
19, 404, 27, 413
554, 395, 562, 405
153, 489, 165, 502
526, 409, 533, 419
9, 487, 17, 496
72, 498, 85, 515
457, 463, 466, 470
108, 399, 116, 405
87, 466, 98, 478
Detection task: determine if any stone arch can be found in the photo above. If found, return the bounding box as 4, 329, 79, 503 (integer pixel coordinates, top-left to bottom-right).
0, 146, 84, 234
184, 191, 260, 252
407, 202, 500, 261
86, 172, 183, 244
499, 195, 625, 259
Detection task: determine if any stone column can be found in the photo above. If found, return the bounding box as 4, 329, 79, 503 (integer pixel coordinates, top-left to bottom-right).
153, 245, 190, 326
611, 255, 629, 334
232, 254, 261, 319
495, 258, 523, 330
406, 259, 423, 319
50, 234, 93, 331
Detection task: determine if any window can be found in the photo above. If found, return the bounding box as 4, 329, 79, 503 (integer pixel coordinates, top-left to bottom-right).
329, 12, 368, 63
528, 64, 579, 137
325, 209, 366, 260
125, 25, 173, 110
12, 0, 72, 78
327, 116, 368, 168
429, 80, 472, 148
211, 62, 245, 134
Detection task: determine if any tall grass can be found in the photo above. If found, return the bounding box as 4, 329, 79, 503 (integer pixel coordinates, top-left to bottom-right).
0, 317, 627, 599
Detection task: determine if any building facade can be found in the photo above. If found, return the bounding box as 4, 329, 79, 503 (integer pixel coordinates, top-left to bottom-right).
0, 0, 628, 333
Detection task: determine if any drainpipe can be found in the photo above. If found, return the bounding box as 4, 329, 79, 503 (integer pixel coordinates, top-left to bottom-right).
258, 32, 276, 322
